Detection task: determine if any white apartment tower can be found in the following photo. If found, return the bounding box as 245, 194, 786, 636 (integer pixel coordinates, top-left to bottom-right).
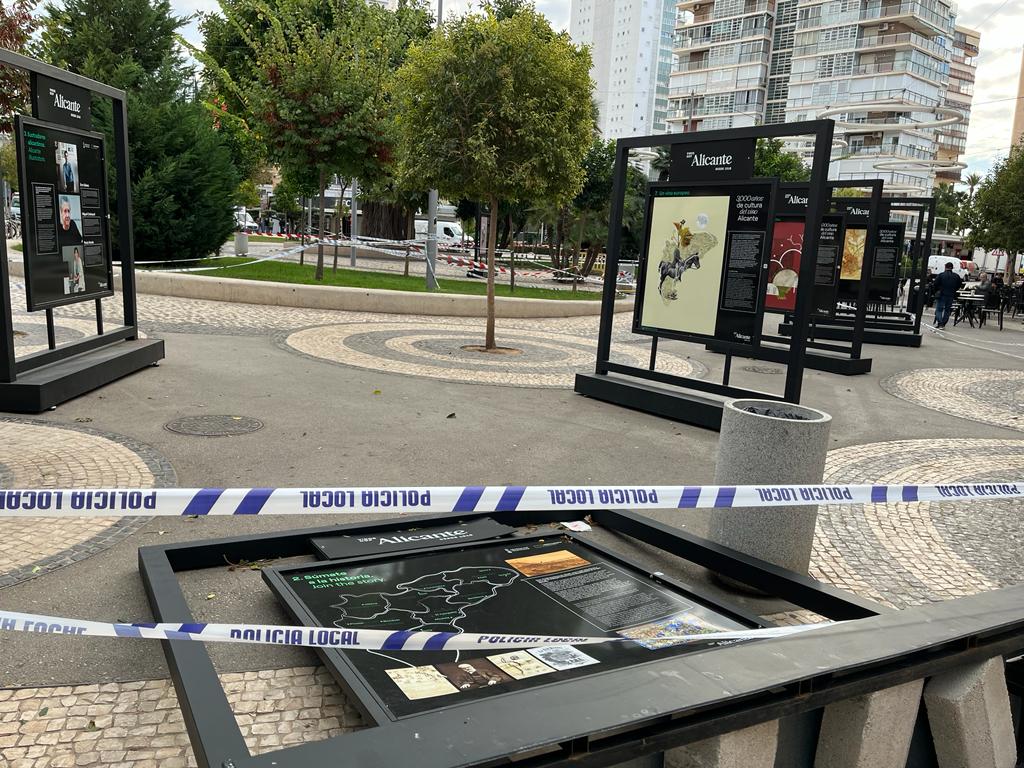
570, 0, 678, 139
668, 0, 975, 193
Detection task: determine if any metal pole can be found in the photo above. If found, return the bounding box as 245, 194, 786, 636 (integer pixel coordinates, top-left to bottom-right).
424, 0, 442, 291
349, 178, 359, 268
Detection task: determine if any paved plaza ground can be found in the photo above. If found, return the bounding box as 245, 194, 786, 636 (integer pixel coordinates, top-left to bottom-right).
1, 272, 1022, 766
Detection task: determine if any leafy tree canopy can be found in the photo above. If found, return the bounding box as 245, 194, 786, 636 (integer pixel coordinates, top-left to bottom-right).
968, 144, 1024, 268
754, 138, 810, 182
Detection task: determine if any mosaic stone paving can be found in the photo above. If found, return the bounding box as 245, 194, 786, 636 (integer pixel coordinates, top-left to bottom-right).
0, 419, 175, 589
880, 368, 1024, 433
283, 321, 706, 388
812, 438, 1024, 609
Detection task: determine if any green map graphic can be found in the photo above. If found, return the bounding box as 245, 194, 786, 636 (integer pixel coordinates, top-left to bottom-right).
331, 566, 519, 632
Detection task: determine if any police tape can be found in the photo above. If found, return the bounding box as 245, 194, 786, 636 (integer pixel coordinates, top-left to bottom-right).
0, 609, 834, 651
0, 482, 1018, 517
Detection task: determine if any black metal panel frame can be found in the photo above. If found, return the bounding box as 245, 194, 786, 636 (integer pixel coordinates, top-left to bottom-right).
138, 510, 1024, 768
0, 48, 149, 398
882, 197, 936, 335
577, 121, 835, 429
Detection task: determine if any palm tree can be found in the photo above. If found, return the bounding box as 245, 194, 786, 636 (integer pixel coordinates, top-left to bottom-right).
965, 172, 982, 201
651, 146, 671, 182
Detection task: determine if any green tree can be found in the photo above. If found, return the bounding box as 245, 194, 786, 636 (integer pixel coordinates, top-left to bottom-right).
0, 0, 39, 133
569, 138, 615, 281
963, 171, 982, 201
933, 183, 966, 234
203, 0, 413, 280
754, 138, 810, 181
38, 0, 238, 262
393, 0, 593, 348
969, 145, 1024, 279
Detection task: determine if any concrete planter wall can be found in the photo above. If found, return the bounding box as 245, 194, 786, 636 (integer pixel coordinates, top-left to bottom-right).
709, 398, 832, 577
6, 258, 632, 319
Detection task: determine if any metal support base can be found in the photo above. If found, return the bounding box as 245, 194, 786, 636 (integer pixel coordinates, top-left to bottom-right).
778, 322, 922, 348
0, 338, 164, 413
574, 372, 725, 431
704, 342, 872, 376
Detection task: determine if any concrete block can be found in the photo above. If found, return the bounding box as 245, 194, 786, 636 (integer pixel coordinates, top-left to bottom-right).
814, 679, 924, 768
664, 720, 778, 768
924, 657, 1016, 768
709, 399, 832, 575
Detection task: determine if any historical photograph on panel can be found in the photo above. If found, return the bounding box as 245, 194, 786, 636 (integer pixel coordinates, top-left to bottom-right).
527, 645, 600, 671
765, 220, 803, 312
487, 650, 557, 680
385, 665, 460, 701
61, 245, 85, 295
505, 549, 591, 577
640, 194, 730, 336
435, 658, 514, 691
840, 227, 866, 281
618, 611, 737, 650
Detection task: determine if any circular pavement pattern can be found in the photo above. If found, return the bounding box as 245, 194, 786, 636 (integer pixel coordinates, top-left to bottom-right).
11, 314, 100, 355
165, 414, 265, 437
881, 368, 1024, 433
812, 438, 1024, 609
284, 322, 707, 387
0, 418, 176, 589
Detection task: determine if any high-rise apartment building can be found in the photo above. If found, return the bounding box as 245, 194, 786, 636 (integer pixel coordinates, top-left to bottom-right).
935, 25, 978, 184
668, 0, 976, 194
1013, 48, 1024, 148
570, 0, 677, 139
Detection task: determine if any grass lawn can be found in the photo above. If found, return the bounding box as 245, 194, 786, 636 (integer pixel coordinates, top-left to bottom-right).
9, 242, 21, 251
185, 257, 602, 300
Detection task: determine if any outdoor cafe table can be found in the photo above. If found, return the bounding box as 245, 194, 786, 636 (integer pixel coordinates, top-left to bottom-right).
954, 292, 985, 327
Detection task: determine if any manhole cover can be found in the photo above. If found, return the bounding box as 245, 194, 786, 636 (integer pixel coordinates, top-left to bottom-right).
741, 365, 784, 375
164, 415, 264, 437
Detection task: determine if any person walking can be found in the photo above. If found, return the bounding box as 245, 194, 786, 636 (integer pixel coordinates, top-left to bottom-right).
932, 261, 963, 329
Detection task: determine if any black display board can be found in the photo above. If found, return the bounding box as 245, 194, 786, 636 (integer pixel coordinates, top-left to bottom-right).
15, 115, 113, 311
312, 518, 515, 560
31, 73, 92, 130
767, 184, 845, 319
870, 222, 905, 302
633, 180, 777, 347
668, 138, 756, 182
266, 536, 750, 719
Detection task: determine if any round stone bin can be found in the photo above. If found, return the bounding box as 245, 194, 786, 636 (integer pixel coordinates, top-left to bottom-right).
234, 232, 249, 256
709, 398, 832, 581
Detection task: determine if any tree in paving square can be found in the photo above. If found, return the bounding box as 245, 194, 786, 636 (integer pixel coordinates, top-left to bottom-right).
393, 0, 593, 349
969, 144, 1024, 280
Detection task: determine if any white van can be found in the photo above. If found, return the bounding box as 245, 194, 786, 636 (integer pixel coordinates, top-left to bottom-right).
235, 207, 259, 233
415, 219, 465, 243
927, 255, 967, 280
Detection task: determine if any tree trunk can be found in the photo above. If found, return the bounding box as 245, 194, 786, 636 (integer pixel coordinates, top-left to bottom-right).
486, 196, 499, 350
315, 169, 326, 281
572, 215, 586, 294
581, 242, 600, 277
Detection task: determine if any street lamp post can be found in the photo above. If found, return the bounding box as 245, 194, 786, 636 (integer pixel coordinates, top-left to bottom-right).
425, 0, 443, 290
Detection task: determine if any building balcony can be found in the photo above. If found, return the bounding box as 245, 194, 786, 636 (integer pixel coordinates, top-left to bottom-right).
840, 142, 937, 162
787, 87, 941, 111
860, 1, 954, 37
679, 0, 774, 26
790, 59, 945, 86
793, 31, 947, 59
675, 25, 773, 51
672, 51, 770, 73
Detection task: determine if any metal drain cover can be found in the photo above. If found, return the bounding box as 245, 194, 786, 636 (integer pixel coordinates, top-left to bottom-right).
741, 365, 784, 375
164, 415, 264, 437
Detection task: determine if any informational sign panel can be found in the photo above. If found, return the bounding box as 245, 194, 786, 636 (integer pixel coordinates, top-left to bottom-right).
30, 73, 92, 130
15, 115, 113, 311
768, 185, 844, 317
668, 138, 756, 182
832, 198, 872, 300
870, 222, 906, 302
634, 181, 776, 347
267, 537, 749, 719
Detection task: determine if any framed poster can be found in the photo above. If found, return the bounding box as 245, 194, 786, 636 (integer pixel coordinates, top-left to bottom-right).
870, 222, 906, 302
15, 115, 114, 312
633, 180, 777, 347
265, 535, 753, 720
832, 199, 872, 300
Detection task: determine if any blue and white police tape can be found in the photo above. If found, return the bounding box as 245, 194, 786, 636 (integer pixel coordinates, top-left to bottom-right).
0, 482, 1019, 517
0, 609, 833, 651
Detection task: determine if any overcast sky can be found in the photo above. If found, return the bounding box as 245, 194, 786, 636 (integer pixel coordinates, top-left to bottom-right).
176, 0, 1022, 181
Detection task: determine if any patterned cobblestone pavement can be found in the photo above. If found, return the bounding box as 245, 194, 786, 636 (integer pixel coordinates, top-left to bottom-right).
880, 368, 1024, 433
0, 419, 175, 590
283, 321, 704, 387
0, 666, 363, 767
812, 438, 1024, 609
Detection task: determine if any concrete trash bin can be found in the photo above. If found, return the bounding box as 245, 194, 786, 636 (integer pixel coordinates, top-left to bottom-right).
709, 398, 832, 579
234, 232, 249, 256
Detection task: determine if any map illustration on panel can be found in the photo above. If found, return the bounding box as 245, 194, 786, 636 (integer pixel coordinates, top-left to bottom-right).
331, 566, 519, 632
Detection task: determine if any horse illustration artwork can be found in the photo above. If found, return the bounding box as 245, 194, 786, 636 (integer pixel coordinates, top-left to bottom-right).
656, 217, 718, 302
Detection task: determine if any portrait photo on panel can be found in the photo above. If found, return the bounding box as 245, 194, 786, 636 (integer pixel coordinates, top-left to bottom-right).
62, 245, 85, 295
56, 194, 83, 247
56, 142, 79, 194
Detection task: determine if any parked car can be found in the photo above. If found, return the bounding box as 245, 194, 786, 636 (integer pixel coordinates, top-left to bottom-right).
927, 255, 968, 280
9, 192, 20, 221
234, 207, 258, 233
